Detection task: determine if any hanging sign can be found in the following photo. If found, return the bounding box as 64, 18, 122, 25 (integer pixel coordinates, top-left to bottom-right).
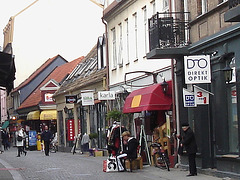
67, 119, 75, 141
81, 92, 94, 106
193, 85, 212, 105
183, 88, 196, 107
98, 91, 115, 100
65, 95, 77, 104
184, 55, 211, 84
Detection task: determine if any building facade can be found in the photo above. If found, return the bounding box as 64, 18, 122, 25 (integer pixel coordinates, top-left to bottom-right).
53, 42, 107, 151
103, 0, 178, 165
147, 0, 240, 178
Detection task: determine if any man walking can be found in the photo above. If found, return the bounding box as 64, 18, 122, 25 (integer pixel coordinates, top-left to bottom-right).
41, 126, 53, 156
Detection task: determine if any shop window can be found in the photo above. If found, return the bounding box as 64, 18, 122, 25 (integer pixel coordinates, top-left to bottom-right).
226, 57, 238, 153
227, 85, 238, 153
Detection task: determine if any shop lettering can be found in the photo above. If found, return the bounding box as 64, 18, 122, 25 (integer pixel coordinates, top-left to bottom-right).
83, 96, 93, 100
187, 70, 208, 82
100, 92, 114, 98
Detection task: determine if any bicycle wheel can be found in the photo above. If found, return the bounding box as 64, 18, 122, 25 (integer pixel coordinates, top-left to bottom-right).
162, 155, 170, 171
153, 154, 160, 167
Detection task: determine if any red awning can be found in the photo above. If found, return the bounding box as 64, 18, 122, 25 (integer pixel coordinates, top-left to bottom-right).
123, 82, 172, 113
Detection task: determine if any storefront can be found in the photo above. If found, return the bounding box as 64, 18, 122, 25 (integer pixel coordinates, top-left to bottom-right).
122, 81, 175, 166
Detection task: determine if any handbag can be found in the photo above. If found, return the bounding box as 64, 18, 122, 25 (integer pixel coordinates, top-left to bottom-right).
103, 157, 118, 172
178, 143, 183, 155
17, 135, 23, 141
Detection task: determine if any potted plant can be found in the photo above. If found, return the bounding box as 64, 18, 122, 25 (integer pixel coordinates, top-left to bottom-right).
106, 109, 123, 122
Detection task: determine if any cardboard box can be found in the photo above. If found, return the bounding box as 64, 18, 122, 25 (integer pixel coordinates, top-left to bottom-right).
94, 151, 103, 157
125, 157, 143, 170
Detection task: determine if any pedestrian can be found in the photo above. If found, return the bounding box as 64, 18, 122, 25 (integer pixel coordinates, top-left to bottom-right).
41, 126, 53, 156
116, 131, 139, 171
81, 133, 90, 152
15, 125, 27, 157
178, 123, 197, 176
2, 129, 9, 150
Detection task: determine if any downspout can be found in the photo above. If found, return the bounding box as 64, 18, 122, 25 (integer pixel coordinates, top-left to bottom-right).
171, 58, 178, 165
102, 11, 110, 126
102, 17, 109, 91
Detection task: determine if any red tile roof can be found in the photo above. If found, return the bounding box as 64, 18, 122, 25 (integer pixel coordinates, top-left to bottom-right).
17, 56, 84, 110
13, 54, 67, 92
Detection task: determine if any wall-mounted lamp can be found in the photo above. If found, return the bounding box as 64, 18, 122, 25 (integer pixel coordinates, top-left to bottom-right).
222, 63, 233, 83
161, 78, 169, 94
64, 106, 68, 114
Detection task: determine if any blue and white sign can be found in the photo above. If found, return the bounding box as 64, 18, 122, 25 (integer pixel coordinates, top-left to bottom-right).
184, 55, 211, 84
183, 88, 196, 107
29, 130, 37, 146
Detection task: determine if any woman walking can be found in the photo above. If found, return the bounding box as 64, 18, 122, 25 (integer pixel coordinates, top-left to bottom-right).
16, 125, 27, 157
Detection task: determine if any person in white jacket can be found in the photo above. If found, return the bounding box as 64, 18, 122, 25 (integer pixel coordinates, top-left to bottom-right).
15, 125, 27, 157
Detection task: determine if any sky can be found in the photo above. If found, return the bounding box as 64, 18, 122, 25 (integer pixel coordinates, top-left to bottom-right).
0, 0, 105, 87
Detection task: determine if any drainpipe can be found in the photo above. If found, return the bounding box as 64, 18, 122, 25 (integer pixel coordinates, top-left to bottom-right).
171, 58, 178, 165
102, 11, 110, 126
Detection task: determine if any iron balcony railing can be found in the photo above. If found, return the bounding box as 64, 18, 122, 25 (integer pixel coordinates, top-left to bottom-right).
148, 12, 190, 51
228, 0, 240, 9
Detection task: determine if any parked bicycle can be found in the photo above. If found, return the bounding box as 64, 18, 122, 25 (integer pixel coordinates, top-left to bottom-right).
151, 142, 170, 171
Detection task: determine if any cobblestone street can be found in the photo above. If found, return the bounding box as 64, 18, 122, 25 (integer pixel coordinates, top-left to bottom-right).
0, 148, 225, 180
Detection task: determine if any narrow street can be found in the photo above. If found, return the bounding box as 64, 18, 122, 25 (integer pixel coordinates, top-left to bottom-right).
0, 148, 223, 180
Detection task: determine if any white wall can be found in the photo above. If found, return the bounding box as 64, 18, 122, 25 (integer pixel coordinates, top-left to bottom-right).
106, 0, 172, 88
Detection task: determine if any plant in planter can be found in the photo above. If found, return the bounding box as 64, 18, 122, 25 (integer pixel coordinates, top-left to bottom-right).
106, 109, 123, 122
89, 133, 98, 148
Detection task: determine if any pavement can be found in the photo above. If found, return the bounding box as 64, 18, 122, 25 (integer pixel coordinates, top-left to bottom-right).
0, 147, 238, 180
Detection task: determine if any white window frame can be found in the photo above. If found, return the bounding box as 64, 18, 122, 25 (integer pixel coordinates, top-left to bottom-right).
118, 23, 123, 66
125, 18, 130, 64
112, 28, 117, 69
133, 12, 138, 59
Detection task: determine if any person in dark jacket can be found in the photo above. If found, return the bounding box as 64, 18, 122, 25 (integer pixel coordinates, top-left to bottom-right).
41, 126, 53, 156
178, 123, 198, 176
116, 131, 139, 171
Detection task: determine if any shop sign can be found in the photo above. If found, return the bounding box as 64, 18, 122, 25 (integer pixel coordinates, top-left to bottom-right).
81, 92, 94, 106
65, 95, 77, 104
45, 93, 53, 102
29, 130, 37, 146
184, 55, 211, 84
98, 91, 115, 100
67, 119, 75, 141
194, 85, 210, 105
183, 88, 196, 107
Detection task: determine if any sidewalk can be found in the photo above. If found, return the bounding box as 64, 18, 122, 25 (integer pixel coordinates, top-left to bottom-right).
0, 147, 238, 180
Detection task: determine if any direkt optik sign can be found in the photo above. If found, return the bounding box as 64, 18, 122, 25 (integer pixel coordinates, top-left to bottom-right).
184, 55, 211, 84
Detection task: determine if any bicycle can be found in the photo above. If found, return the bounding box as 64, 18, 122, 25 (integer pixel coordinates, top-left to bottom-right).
151, 142, 170, 171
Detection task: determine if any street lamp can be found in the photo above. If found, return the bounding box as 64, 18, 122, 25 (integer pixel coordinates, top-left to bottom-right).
161, 78, 169, 94
222, 63, 233, 83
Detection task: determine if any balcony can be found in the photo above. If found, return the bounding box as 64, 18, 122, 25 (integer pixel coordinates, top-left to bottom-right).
225, 0, 240, 22
147, 12, 190, 59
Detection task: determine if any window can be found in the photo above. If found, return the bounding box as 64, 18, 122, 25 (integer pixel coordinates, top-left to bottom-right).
163, 0, 169, 11
133, 13, 138, 59
125, 18, 130, 64
143, 6, 148, 54
197, 0, 208, 16
227, 57, 238, 153
97, 36, 105, 69
219, 0, 227, 3
151, 0, 156, 15
118, 23, 123, 66
112, 28, 117, 69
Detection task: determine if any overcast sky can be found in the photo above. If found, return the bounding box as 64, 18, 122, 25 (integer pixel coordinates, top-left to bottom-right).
0, 0, 104, 86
